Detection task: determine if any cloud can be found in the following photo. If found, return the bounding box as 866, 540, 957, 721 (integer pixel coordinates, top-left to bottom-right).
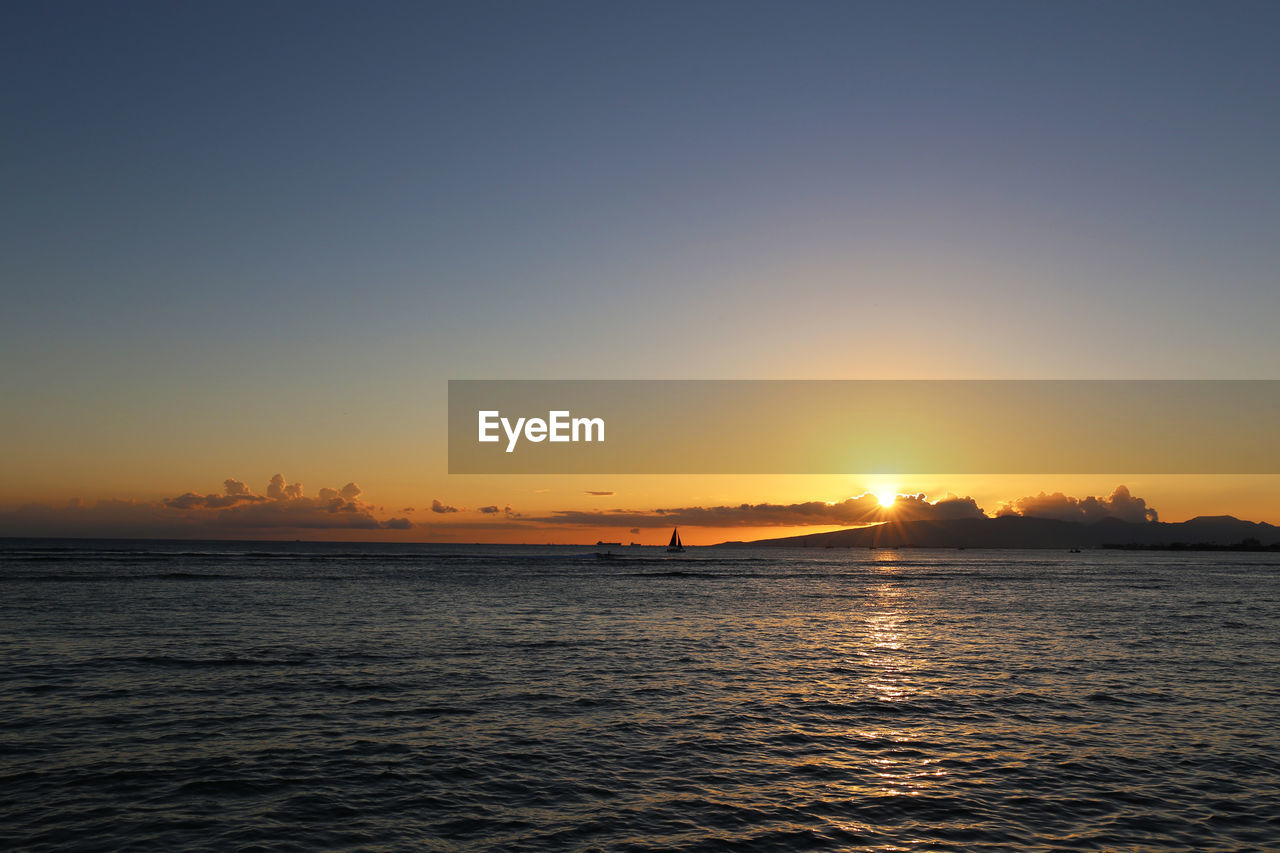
886, 493, 987, 521
187, 475, 413, 530
1, 498, 200, 538
266, 473, 304, 500
996, 485, 1158, 523
524, 492, 986, 528
477, 504, 521, 519
585, 490, 614, 496
164, 491, 255, 510
402, 507, 415, 513
0, 474, 414, 538
409, 520, 530, 532
224, 479, 252, 497
0, 481, 1162, 542
163, 478, 269, 510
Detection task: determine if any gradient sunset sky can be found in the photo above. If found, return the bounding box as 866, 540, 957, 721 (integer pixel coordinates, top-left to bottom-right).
3, 2, 1279, 543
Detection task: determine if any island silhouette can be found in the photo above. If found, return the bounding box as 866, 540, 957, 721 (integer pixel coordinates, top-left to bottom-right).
726, 515, 1280, 550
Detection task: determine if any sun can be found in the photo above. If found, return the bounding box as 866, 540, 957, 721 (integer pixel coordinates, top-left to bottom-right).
875, 491, 897, 508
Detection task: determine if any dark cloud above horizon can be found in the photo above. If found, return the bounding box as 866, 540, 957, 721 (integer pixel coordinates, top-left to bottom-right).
173, 475, 409, 530
519, 488, 1159, 529
524, 493, 987, 528
0, 475, 412, 537
0, 484, 1165, 539
585, 491, 614, 496
997, 485, 1158, 523
164, 478, 269, 510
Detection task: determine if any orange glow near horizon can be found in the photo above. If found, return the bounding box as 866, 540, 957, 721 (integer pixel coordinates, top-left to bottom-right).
4, 473, 1280, 544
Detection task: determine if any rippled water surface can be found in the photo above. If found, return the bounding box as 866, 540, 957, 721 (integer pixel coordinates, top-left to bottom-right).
3, 540, 1279, 851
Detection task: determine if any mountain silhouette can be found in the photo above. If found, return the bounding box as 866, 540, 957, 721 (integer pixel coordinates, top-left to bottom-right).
728, 515, 1280, 549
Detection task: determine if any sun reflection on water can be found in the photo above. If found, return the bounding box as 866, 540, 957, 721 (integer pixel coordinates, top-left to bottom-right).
842, 571, 950, 800
863, 581, 910, 703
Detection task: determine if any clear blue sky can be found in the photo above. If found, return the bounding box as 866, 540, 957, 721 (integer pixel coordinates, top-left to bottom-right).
3, 1, 1279, 503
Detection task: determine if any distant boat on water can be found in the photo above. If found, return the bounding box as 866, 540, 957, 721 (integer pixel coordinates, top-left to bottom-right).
666, 527, 685, 553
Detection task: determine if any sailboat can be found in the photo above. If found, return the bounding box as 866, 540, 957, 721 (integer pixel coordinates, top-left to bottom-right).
666, 527, 685, 553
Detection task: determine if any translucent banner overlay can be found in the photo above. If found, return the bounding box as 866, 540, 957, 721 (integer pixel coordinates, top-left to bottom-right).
448, 380, 1280, 474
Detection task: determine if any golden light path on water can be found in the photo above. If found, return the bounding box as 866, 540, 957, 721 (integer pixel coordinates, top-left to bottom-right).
859, 554, 945, 799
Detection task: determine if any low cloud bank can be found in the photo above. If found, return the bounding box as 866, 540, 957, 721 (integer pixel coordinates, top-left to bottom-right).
0, 474, 412, 537
0, 483, 1163, 540
521, 487, 1158, 530
525, 492, 986, 528
164, 476, 410, 530
997, 485, 1157, 523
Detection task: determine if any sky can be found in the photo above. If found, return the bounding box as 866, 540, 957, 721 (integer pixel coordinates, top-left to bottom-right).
2, 1, 1279, 542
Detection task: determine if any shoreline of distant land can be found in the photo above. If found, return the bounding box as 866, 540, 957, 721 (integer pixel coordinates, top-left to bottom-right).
728, 515, 1280, 550
1101, 541, 1280, 552
3, 513, 1280, 552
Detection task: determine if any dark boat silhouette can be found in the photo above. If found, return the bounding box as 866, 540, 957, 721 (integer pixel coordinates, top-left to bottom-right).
666, 527, 685, 553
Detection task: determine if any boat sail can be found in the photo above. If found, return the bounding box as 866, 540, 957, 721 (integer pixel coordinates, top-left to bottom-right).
666, 527, 685, 553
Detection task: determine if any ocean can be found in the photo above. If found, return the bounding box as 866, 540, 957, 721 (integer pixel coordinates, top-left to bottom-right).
2, 540, 1278, 851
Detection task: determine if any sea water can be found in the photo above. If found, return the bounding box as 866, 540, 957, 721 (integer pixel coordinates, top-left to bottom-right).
2, 540, 1278, 851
